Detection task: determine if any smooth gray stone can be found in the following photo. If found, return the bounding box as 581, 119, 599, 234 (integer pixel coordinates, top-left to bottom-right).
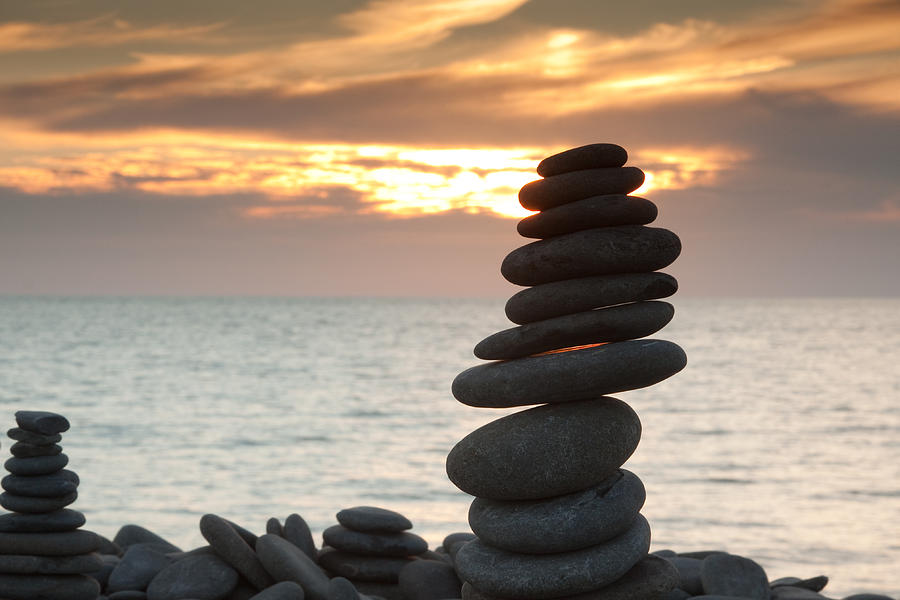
653, 549, 678, 558
417, 549, 450, 563
109, 592, 148, 600
284, 513, 319, 562
518, 195, 657, 239
771, 576, 828, 592
0, 508, 85, 532
15, 410, 70, 435
701, 553, 771, 599
536, 144, 628, 177
107, 544, 172, 593
666, 556, 704, 595
10, 442, 63, 458
506, 272, 678, 324
842, 595, 896, 600
256, 534, 329, 600
200, 513, 274, 590
469, 469, 645, 554
2, 469, 79, 497
0, 529, 101, 556
224, 518, 259, 548
323, 525, 427, 557
398, 559, 461, 600
474, 302, 674, 360
0, 551, 103, 574
353, 581, 403, 600
771, 587, 829, 600
6, 428, 61, 445
447, 397, 641, 500
0, 573, 100, 600
502, 226, 681, 286
229, 583, 259, 600
4, 453, 69, 476
442, 532, 476, 552
328, 577, 362, 600
336, 506, 412, 533
0, 490, 78, 512
319, 547, 413, 583
249, 581, 305, 600
678, 550, 726, 559
88, 553, 119, 589
461, 554, 678, 600
453, 340, 686, 408
519, 168, 645, 211
455, 515, 651, 599
114, 524, 182, 554
146, 552, 238, 600
96, 533, 122, 555
267, 517, 284, 536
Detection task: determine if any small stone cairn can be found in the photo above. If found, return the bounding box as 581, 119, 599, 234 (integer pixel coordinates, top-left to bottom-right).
0, 410, 102, 600
446, 143, 687, 599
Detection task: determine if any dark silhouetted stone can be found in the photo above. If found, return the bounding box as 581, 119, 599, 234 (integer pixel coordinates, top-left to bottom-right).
2, 470, 79, 498
256, 534, 329, 600
6, 428, 61, 445
666, 556, 703, 595
319, 548, 414, 583
446, 397, 641, 500
0, 530, 101, 556
327, 577, 361, 600
200, 514, 274, 590
4, 453, 69, 476
249, 581, 305, 599
771, 576, 828, 592
266, 517, 284, 536
113, 525, 181, 554
501, 226, 680, 286
15, 411, 70, 435
107, 544, 171, 593
322, 525, 427, 557
0, 508, 85, 533
336, 506, 412, 533
518, 195, 657, 239
0, 573, 100, 600
9, 442, 63, 458
146, 553, 238, 600
0, 491, 78, 513
537, 144, 628, 177
283, 514, 318, 562
399, 559, 462, 600
0, 552, 103, 574
700, 553, 770, 599
519, 168, 645, 211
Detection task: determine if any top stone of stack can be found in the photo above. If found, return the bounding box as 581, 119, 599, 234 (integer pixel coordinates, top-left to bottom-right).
535, 143, 628, 177
14, 411, 70, 436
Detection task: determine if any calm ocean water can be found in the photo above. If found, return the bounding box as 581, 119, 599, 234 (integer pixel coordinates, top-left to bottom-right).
0, 297, 897, 596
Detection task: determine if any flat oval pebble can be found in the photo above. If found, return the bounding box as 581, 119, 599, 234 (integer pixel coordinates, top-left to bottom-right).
700, 553, 771, 599
455, 515, 651, 599
0, 552, 103, 574
454, 339, 686, 408
0, 530, 101, 556
249, 581, 305, 600
0, 490, 78, 513
283, 513, 318, 562
6, 428, 61, 445
107, 544, 172, 593
519, 168, 645, 211
328, 577, 362, 600
771, 576, 829, 592
200, 514, 274, 590
468, 469, 645, 554
536, 144, 628, 177
446, 397, 641, 500
146, 553, 238, 600
772, 587, 830, 600
2, 470, 79, 498
255, 534, 329, 600
506, 272, 677, 324
266, 517, 284, 536
4, 453, 69, 476
398, 559, 462, 600
114, 524, 182, 554
667, 556, 703, 595
518, 195, 657, 239
502, 226, 680, 286
0, 508, 85, 533
0, 573, 100, 600
323, 525, 427, 557
474, 301, 673, 360
337, 506, 413, 532
15, 410, 70, 435
319, 548, 414, 583
461, 555, 678, 600
10, 442, 63, 458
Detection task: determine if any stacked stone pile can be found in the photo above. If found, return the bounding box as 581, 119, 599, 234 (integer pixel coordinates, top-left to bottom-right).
0, 410, 102, 600
446, 143, 686, 600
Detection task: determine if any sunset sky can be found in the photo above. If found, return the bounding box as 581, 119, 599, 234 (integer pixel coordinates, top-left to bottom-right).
1, 0, 898, 296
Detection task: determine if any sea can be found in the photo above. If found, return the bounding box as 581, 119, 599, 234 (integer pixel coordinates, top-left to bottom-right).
0, 296, 897, 597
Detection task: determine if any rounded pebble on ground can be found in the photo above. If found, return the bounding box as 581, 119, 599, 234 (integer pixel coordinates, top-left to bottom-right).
398, 559, 461, 600
249, 581, 306, 600
536, 144, 628, 177
200, 513, 273, 590
337, 506, 413, 533
700, 553, 770, 599
146, 553, 238, 600
771, 576, 828, 591
665, 556, 703, 595
319, 547, 414, 583
518, 194, 657, 239
519, 168, 645, 211
0, 573, 100, 600
328, 577, 361, 600
107, 544, 171, 593
267, 517, 284, 536
114, 525, 181, 554
283, 514, 319, 562
256, 534, 329, 600
323, 525, 427, 557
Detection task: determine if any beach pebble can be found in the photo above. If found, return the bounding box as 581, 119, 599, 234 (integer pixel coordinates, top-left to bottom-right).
2, 470, 79, 497
0, 573, 100, 600
200, 513, 274, 590
771, 576, 828, 592
353, 581, 404, 600
256, 534, 329, 600
114, 524, 181, 554
398, 559, 462, 600
447, 397, 641, 500
842, 595, 896, 600
771, 587, 830, 600
319, 548, 413, 583
15, 410, 71, 435
0, 552, 103, 574
700, 553, 771, 599
4, 453, 69, 476
336, 506, 413, 533
501, 226, 681, 286
267, 517, 284, 536
6, 428, 61, 445
0, 508, 85, 533
0, 530, 100, 556
87, 553, 119, 589
146, 553, 238, 600
9, 441, 63, 458
107, 544, 171, 593
224, 518, 259, 548
518, 194, 657, 239
229, 583, 259, 600
653, 549, 678, 558
666, 556, 704, 595
468, 469, 645, 554
442, 532, 476, 550
249, 581, 306, 600
453, 339, 686, 408
328, 577, 362, 600
0, 490, 78, 513
284, 513, 319, 562
474, 301, 673, 359
519, 168, 645, 211
679, 550, 726, 559
537, 144, 628, 177
322, 525, 427, 557
505, 272, 677, 324
455, 515, 650, 599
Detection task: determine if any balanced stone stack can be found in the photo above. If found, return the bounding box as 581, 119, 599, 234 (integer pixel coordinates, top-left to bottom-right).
0, 410, 102, 600
446, 144, 686, 600
319, 506, 428, 600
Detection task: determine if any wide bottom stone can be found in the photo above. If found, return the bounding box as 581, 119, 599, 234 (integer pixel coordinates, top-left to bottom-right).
0, 573, 100, 600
